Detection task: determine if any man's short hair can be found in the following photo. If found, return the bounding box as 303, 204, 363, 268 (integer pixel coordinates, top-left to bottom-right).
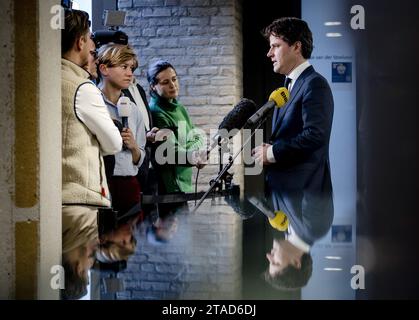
263, 17, 313, 59
263, 252, 313, 291
62, 9, 91, 55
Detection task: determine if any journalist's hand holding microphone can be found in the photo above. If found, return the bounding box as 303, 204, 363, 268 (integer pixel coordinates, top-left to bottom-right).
117, 96, 142, 164
121, 128, 142, 165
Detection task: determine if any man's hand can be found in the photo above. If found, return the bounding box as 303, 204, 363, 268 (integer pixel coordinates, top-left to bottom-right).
146, 127, 159, 143
252, 143, 272, 166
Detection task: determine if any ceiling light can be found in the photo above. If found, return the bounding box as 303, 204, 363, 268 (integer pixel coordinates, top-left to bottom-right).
326, 33, 342, 37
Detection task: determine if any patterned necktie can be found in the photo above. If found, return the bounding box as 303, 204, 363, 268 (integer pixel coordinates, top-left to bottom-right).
272, 77, 292, 129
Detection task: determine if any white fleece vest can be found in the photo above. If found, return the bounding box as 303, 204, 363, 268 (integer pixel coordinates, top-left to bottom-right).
61, 58, 110, 207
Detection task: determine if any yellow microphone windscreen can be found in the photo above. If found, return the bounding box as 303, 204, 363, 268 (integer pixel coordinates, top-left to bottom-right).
269, 87, 290, 108
268, 210, 289, 231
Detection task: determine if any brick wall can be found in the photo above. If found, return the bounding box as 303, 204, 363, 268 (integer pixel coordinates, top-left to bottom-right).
119, 0, 244, 192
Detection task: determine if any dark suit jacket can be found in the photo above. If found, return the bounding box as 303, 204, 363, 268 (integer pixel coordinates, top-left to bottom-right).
267, 65, 334, 245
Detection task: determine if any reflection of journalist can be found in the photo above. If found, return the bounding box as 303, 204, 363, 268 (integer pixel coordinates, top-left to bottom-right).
252, 17, 334, 248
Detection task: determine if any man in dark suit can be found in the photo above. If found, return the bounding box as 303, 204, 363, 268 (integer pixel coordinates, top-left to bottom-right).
252, 17, 334, 274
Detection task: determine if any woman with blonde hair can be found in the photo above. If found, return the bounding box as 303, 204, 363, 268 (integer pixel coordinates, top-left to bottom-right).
97, 43, 146, 220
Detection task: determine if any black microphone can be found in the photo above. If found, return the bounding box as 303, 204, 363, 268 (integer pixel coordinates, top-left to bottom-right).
117, 96, 131, 129
246, 87, 290, 127
209, 98, 257, 153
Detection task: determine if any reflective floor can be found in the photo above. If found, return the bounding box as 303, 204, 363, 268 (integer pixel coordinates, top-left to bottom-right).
82, 198, 357, 300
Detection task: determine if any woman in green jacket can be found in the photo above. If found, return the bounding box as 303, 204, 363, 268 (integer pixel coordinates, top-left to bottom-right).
147, 60, 206, 200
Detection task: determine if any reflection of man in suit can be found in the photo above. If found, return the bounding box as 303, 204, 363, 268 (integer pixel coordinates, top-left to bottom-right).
253, 17, 334, 272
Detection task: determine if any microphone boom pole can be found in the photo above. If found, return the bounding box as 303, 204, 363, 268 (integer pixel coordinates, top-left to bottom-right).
192, 119, 265, 214
193, 89, 288, 213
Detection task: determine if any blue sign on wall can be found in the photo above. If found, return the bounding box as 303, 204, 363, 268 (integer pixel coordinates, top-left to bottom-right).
331, 225, 352, 243
332, 62, 352, 83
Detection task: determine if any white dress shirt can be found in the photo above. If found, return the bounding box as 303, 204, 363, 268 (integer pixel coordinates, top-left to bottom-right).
287, 224, 311, 253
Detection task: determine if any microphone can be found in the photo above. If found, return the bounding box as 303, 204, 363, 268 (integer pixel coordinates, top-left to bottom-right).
224, 190, 257, 220
269, 210, 289, 232
117, 96, 131, 129
209, 98, 257, 153
246, 87, 290, 127
247, 197, 289, 231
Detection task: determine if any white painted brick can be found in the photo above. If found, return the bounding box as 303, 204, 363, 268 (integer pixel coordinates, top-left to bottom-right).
211, 0, 233, 5
218, 27, 235, 36
189, 66, 218, 76
150, 17, 180, 26
219, 6, 234, 16
180, 0, 210, 6
211, 16, 234, 26
187, 26, 217, 36
220, 66, 236, 76
142, 27, 156, 36
140, 263, 156, 272
171, 7, 188, 16
211, 56, 236, 65
159, 48, 186, 56
210, 76, 235, 86
181, 97, 208, 106
179, 36, 211, 46
119, 0, 133, 8
142, 8, 169, 18
188, 7, 219, 16
149, 37, 178, 48
219, 45, 234, 55
218, 85, 237, 95
165, 0, 179, 5
180, 17, 210, 26
211, 96, 236, 105
134, 0, 165, 6
186, 86, 217, 96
